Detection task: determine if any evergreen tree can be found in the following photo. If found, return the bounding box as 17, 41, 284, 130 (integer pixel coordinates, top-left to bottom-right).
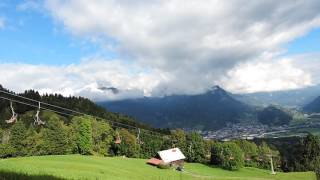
9, 120, 27, 156
24, 125, 44, 156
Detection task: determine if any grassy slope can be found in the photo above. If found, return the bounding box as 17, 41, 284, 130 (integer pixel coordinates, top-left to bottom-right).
0, 155, 316, 180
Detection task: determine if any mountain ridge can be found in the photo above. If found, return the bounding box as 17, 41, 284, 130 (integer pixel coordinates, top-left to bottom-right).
101, 86, 257, 130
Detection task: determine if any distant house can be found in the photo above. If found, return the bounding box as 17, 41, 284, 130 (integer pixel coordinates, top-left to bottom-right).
147, 148, 186, 167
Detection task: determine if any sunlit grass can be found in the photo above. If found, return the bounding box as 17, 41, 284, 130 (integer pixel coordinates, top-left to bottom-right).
0, 155, 316, 180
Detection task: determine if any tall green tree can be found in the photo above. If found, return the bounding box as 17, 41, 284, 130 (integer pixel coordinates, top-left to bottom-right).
71, 116, 93, 155
211, 142, 244, 171
170, 129, 187, 151
9, 120, 27, 156
113, 129, 138, 158
92, 118, 113, 156
41, 112, 73, 155
139, 132, 164, 158
23, 126, 43, 156
235, 140, 258, 167
186, 132, 206, 163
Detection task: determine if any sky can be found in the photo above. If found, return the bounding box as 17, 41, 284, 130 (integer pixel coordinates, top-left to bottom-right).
0, 0, 320, 101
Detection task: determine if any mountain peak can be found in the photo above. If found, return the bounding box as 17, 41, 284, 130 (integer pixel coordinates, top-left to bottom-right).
208, 85, 228, 95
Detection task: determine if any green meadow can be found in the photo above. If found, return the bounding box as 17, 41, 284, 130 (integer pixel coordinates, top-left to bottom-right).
0, 155, 316, 180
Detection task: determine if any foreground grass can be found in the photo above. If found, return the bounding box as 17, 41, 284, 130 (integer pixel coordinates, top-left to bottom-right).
0, 155, 316, 180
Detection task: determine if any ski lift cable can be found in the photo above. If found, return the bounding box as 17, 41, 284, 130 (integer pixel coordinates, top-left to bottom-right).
0, 96, 75, 117
0, 90, 83, 115
0, 90, 165, 137
0, 95, 165, 139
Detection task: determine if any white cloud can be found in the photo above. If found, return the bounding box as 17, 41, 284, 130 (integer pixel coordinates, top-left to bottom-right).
0, 59, 166, 101
221, 56, 314, 93
42, 0, 320, 96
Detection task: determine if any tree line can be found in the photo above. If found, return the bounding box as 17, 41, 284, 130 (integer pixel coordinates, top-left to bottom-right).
1, 110, 320, 176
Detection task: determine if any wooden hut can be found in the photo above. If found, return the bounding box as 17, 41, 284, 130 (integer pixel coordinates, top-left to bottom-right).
147, 148, 186, 167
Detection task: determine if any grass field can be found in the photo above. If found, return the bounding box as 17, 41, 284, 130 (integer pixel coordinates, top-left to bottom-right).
0, 155, 316, 180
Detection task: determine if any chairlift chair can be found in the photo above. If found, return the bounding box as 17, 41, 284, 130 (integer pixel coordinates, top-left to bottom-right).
136, 128, 144, 145
115, 131, 121, 144
5, 101, 18, 124
34, 102, 45, 126
229, 153, 234, 160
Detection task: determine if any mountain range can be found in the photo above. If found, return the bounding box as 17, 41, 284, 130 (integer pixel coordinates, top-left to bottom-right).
101, 85, 320, 130
102, 86, 255, 130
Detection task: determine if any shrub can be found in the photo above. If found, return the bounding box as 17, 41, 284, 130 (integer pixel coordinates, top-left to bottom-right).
0, 144, 15, 158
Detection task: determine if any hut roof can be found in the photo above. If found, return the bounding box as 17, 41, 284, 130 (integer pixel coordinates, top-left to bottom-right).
158, 148, 186, 164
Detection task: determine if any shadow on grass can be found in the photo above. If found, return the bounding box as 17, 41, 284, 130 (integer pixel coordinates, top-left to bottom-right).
0, 171, 65, 180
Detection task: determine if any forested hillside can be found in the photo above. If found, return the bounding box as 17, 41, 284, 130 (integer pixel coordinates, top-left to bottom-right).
257, 106, 292, 126
0, 85, 152, 130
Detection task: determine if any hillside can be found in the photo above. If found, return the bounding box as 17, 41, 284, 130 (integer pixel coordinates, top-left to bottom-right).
101, 86, 256, 130
258, 106, 293, 126
0, 85, 153, 131
0, 155, 315, 180
304, 96, 320, 113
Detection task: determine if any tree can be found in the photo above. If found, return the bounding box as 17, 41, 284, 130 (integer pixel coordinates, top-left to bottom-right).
211, 142, 244, 171
235, 140, 258, 167
112, 129, 138, 158
91, 119, 113, 156
41, 111, 73, 155
291, 134, 320, 171
170, 129, 187, 151
139, 133, 163, 159
256, 142, 280, 170
9, 120, 27, 156
71, 116, 93, 155
23, 125, 44, 156
186, 132, 206, 163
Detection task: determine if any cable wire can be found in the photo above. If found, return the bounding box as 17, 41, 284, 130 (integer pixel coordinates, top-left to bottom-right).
0, 94, 165, 139
0, 90, 164, 136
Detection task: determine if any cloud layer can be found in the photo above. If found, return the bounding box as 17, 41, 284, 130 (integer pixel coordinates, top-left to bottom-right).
1, 1, 320, 100
0, 59, 165, 101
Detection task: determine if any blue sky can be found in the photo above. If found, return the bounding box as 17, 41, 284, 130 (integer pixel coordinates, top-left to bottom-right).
0, 0, 319, 99
287, 28, 320, 55
0, 0, 117, 65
